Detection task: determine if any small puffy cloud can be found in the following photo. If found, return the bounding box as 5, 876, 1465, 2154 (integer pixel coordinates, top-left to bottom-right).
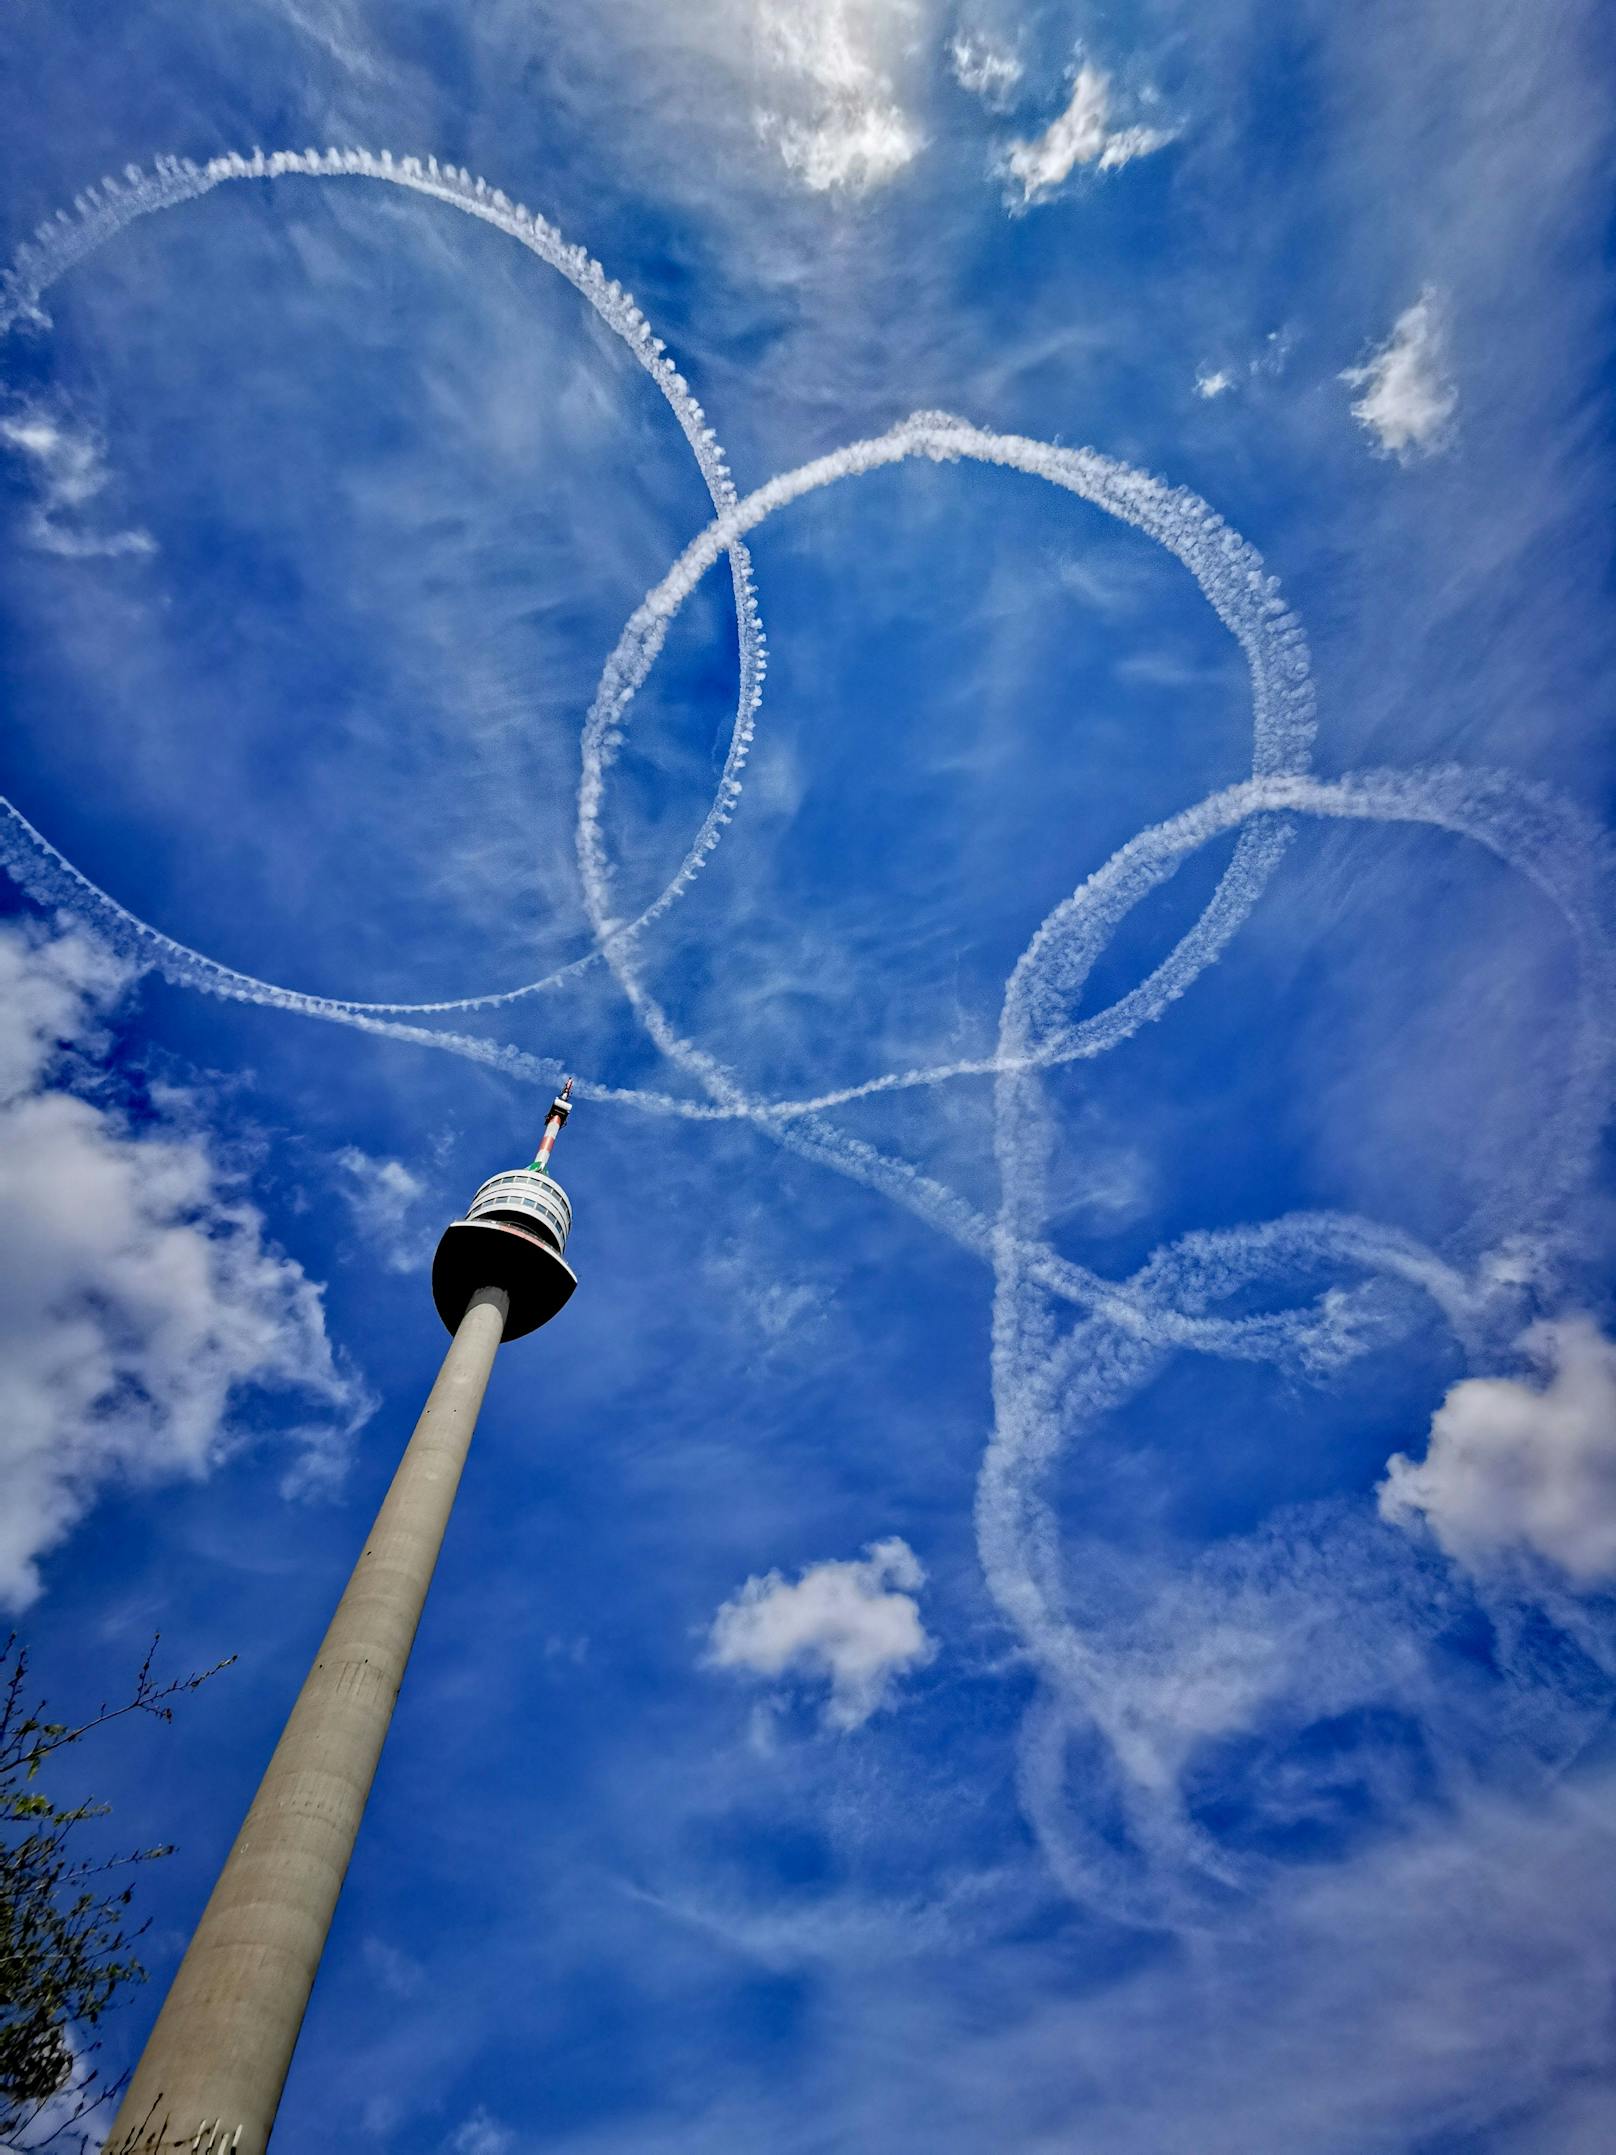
1379, 1317, 1616, 1582
756, 0, 923, 193
1342, 289, 1457, 461
0, 402, 156, 559
334, 1146, 430, 1273
1005, 62, 1176, 205
707, 1537, 935, 1730
0, 919, 363, 1606
949, 33, 1022, 106
1194, 329, 1295, 403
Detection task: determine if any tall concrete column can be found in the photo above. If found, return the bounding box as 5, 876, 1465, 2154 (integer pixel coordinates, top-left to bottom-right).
106, 1285, 511, 2155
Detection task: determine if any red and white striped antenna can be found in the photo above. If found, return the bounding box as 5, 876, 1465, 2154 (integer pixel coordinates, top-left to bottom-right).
532, 1076, 574, 1175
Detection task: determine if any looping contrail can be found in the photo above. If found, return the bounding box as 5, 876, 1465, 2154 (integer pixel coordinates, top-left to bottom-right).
1, 145, 765, 1016
4, 151, 1611, 1925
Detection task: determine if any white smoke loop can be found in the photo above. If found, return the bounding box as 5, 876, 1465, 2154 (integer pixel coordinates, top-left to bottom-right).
0, 147, 765, 1017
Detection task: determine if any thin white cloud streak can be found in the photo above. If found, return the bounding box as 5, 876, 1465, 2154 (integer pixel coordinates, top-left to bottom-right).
0, 920, 362, 1607
1342, 288, 1457, 460
1381, 1316, 1616, 1581
1004, 63, 1176, 205
708, 1536, 935, 1729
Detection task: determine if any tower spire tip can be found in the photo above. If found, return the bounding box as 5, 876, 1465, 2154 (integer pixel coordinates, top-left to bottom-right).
533, 1075, 575, 1174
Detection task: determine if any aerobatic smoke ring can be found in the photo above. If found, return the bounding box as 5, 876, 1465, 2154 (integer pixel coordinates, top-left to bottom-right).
4, 152, 1612, 1930
0, 146, 765, 1016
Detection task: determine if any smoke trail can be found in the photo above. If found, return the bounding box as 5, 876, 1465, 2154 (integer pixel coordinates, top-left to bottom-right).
993, 767, 1616, 1235
565, 417, 1319, 1375
574, 412, 1315, 937
978, 766, 1616, 1922
0, 146, 764, 1020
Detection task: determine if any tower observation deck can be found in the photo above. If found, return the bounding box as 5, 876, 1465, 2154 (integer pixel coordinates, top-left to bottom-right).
105, 1084, 583, 2155
433, 1080, 579, 1339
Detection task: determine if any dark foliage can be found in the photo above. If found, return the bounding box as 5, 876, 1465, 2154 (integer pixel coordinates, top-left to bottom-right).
0, 1637, 230, 2151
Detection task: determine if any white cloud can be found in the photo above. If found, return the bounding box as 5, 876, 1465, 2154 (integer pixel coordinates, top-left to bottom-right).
755, 1, 923, 192
0, 402, 156, 559
1253, 324, 1296, 378
334, 1145, 431, 1273
443, 2111, 515, 2155
1342, 289, 1457, 460
949, 33, 1022, 106
1194, 329, 1295, 404
707, 1536, 935, 1730
1004, 62, 1176, 205
1380, 1317, 1616, 1582
702, 1231, 832, 1354
0, 920, 363, 1607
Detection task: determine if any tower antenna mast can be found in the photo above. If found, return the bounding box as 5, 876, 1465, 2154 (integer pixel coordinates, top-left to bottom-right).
533, 1075, 573, 1174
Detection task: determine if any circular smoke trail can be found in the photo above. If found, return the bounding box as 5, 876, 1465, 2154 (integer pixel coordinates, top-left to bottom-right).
4, 152, 1613, 1926
0, 145, 766, 1017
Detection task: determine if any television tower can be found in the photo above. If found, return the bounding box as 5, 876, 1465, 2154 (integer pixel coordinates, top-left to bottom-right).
106, 1088, 581, 2155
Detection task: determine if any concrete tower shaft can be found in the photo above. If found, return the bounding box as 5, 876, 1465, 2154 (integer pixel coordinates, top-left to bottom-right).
104, 1107, 580, 2155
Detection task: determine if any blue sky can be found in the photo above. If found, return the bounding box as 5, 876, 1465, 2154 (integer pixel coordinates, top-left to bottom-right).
3, 3, 1615, 2150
